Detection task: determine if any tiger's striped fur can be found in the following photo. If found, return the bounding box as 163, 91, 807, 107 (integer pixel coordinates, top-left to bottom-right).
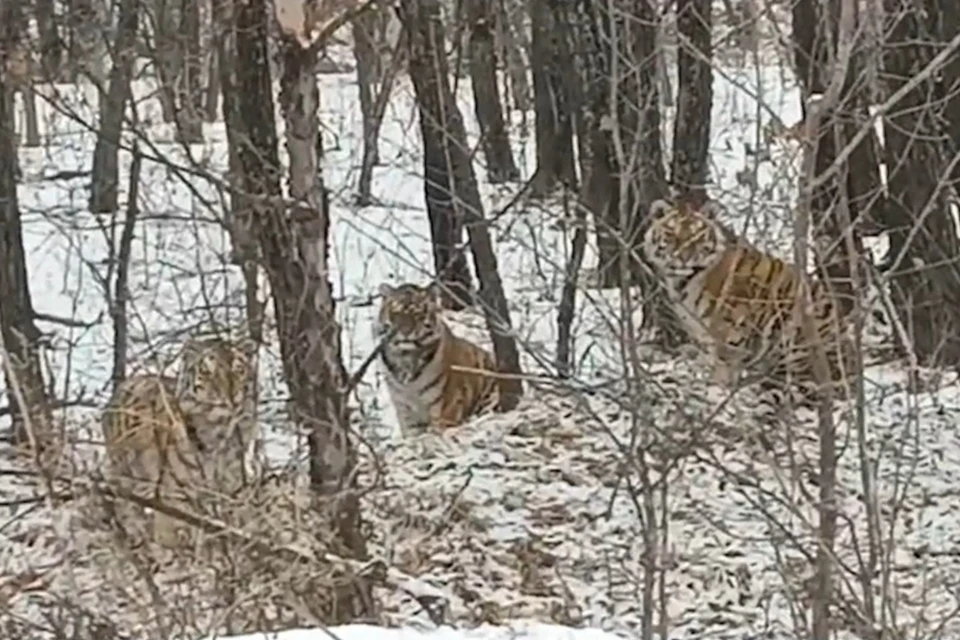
642, 198, 854, 399
100, 335, 258, 545
376, 282, 500, 434
101, 374, 201, 547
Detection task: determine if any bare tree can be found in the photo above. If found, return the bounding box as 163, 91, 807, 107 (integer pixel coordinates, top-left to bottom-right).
89, 0, 139, 214
575, 0, 681, 344
397, 0, 473, 309
226, 2, 370, 621
879, 0, 960, 366
466, 0, 520, 184
176, 0, 204, 142
35, 0, 64, 80
399, 0, 524, 409
215, 0, 264, 345
353, 3, 406, 205
671, 0, 712, 196
529, 0, 577, 196
0, 10, 53, 453
495, 0, 532, 115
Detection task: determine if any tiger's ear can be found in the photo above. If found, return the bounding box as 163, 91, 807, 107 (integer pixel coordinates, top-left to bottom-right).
649, 199, 672, 218
378, 283, 395, 298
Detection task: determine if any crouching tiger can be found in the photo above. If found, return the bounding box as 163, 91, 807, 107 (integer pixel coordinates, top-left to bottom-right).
641, 198, 856, 401
376, 282, 502, 434
101, 335, 257, 546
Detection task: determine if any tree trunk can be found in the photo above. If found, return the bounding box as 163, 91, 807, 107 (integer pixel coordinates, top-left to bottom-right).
152, 0, 180, 123
934, 0, 960, 191
577, 0, 679, 343
398, 0, 473, 309
35, 0, 63, 80
467, 0, 519, 184
215, 0, 264, 344
353, 8, 382, 169
4, 9, 40, 149
176, 0, 204, 142
529, 0, 577, 196
399, 0, 524, 410
0, 9, 54, 455
671, 0, 712, 196
495, 0, 531, 114
880, 0, 960, 366
231, 1, 370, 621
89, 0, 139, 215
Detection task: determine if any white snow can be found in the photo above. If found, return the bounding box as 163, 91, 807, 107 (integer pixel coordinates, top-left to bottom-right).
202, 623, 627, 640
1, 28, 959, 640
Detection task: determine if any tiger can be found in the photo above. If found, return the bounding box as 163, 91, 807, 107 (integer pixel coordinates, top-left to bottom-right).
100, 335, 258, 546
101, 374, 201, 547
641, 197, 855, 402
174, 335, 258, 494
376, 282, 501, 434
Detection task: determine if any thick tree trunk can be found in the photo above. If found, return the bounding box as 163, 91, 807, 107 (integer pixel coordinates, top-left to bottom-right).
400, 0, 524, 409
467, 0, 519, 184
880, 0, 960, 366
0, 10, 53, 454
529, 0, 577, 196
230, 2, 369, 621
671, 0, 712, 196
89, 0, 139, 214
399, 0, 474, 309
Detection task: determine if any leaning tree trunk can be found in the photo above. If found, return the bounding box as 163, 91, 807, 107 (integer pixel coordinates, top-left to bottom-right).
466, 0, 519, 184
399, 0, 524, 410
89, 0, 139, 214
671, 0, 712, 196
230, 1, 370, 622
880, 0, 960, 366
529, 0, 577, 196
0, 10, 53, 456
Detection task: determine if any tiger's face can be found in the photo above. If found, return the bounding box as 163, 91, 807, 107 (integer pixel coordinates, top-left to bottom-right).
377, 282, 444, 352
643, 199, 728, 279
179, 337, 253, 408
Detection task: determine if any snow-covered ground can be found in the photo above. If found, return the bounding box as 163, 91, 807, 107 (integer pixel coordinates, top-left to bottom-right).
2, 37, 960, 640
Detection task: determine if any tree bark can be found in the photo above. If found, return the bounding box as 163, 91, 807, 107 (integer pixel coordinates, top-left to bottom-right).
399, 0, 524, 410
230, 2, 369, 621
529, 0, 577, 196
176, 0, 204, 142
215, 0, 263, 345
0, 9, 53, 453
398, 0, 474, 309
671, 0, 712, 196
35, 0, 63, 80
880, 0, 960, 366
89, 0, 139, 214
496, 0, 532, 114
467, 0, 519, 184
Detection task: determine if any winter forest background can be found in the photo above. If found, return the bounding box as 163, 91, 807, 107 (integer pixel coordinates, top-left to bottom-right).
2, 0, 960, 638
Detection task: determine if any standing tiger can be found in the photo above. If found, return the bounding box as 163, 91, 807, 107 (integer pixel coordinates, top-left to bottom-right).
101, 335, 257, 546
376, 282, 501, 434
641, 198, 854, 400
